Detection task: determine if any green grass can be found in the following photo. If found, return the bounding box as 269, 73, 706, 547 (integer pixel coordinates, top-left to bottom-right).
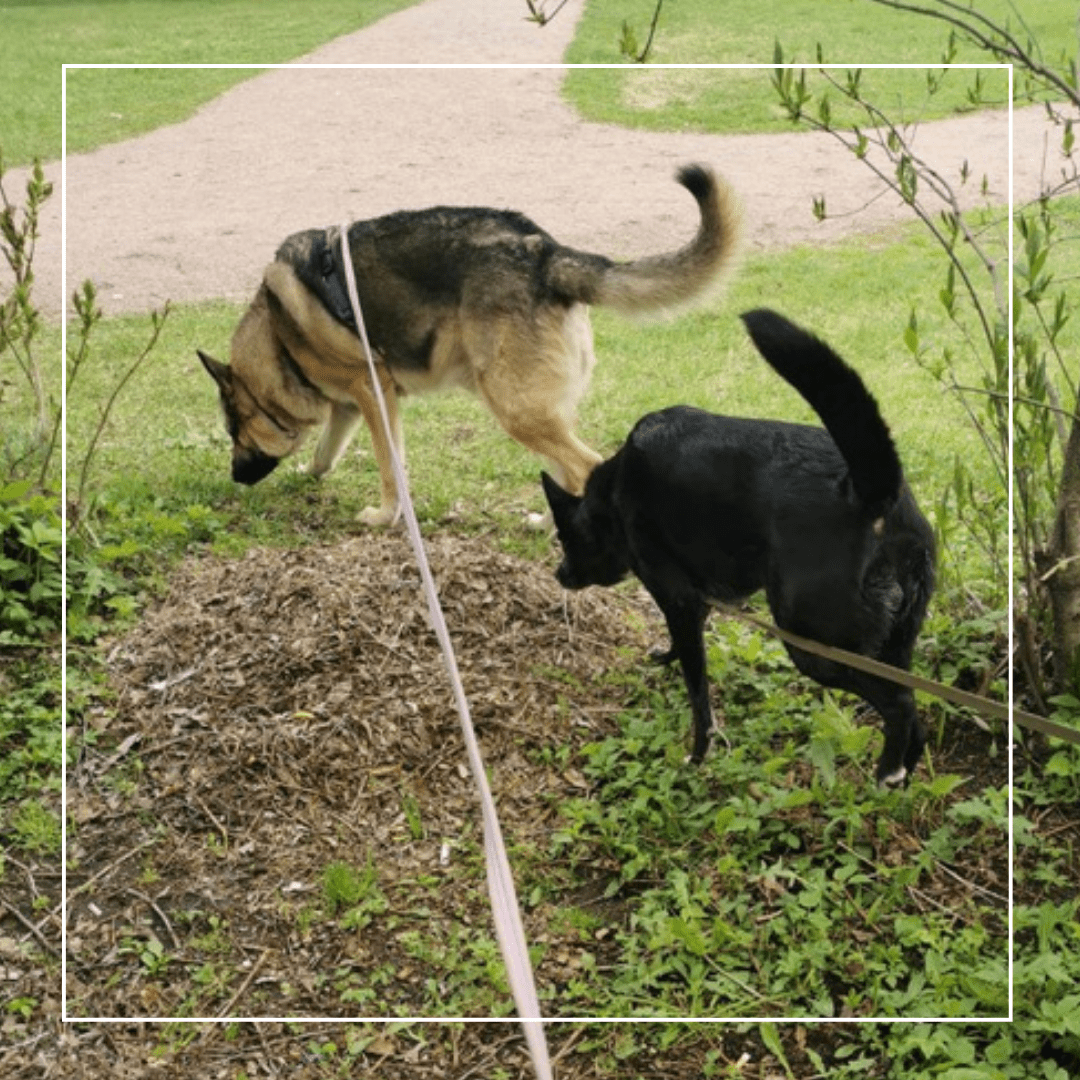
563, 0, 1075, 134
1, 0, 420, 165
3, 0, 1076, 1071
533, 631, 1010, 1019
56, 208, 1031, 1032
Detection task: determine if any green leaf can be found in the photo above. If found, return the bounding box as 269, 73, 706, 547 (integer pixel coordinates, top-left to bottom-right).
758, 1022, 794, 1079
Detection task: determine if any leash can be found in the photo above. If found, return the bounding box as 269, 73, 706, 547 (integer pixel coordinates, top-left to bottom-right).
336, 226, 553, 1078
714, 602, 1080, 747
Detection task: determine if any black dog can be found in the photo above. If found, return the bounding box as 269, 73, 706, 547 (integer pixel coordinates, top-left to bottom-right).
542, 309, 935, 786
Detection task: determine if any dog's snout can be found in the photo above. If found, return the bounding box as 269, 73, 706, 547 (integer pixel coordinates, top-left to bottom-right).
555, 560, 582, 589
233, 449, 281, 486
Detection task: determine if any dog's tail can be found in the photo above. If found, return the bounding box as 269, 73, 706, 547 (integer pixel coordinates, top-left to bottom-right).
548, 164, 742, 316
741, 308, 903, 518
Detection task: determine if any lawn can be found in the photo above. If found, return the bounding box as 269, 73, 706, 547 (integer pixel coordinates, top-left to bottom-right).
63, 221, 998, 578
6, 0, 1072, 165
564, 0, 1074, 134
1, 0, 420, 165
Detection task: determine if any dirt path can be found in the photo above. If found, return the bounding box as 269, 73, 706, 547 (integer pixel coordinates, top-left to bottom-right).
10, 0, 1066, 319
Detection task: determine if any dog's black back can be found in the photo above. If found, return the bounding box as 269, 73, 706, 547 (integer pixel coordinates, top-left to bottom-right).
543, 309, 935, 786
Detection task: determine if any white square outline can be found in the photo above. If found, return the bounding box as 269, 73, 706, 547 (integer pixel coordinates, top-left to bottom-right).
61, 59, 1010, 1028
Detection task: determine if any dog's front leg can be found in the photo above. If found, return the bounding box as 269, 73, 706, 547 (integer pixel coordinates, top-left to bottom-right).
352, 370, 405, 527
654, 595, 713, 763
309, 400, 362, 478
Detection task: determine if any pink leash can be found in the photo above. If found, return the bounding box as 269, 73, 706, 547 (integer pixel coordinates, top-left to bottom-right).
338, 226, 553, 1076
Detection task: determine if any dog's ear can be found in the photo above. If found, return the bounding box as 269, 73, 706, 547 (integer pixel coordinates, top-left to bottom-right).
541, 472, 580, 524
198, 350, 231, 388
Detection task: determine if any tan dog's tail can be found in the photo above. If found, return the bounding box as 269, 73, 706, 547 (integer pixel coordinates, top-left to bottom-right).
548, 164, 742, 317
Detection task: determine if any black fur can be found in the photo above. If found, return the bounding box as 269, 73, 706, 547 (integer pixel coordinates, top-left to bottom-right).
543, 308, 935, 786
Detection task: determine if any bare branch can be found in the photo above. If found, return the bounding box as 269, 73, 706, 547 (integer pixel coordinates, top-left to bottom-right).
863, 0, 1079, 107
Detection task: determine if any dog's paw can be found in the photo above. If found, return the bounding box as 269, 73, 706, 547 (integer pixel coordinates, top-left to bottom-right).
358, 504, 399, 528
876, 764, 908, 790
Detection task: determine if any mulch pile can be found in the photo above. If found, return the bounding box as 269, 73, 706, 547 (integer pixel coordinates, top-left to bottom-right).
66, 531, 658, 1019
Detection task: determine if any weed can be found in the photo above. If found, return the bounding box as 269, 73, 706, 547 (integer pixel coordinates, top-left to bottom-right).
5, 996, 36, 1020
120, 935, 170, 977
0, 481, 61, 644
7, 798, 60, 854
401, 790, 425, 841
322, 857, 389, 931
0, 664, 60, 801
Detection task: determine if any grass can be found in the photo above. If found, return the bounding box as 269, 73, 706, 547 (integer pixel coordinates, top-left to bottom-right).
563, 0, 1074, 134
1, 0, 421, 165
534, 660, 1010, 1019
62, 217, 1008, 605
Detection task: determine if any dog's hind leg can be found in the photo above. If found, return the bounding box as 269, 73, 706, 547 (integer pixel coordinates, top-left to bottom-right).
472, 309, 602, 496
474, 375, 602, 496
516, 424, 603, 497
861, 682, 925, 788
784, 646, 925, 786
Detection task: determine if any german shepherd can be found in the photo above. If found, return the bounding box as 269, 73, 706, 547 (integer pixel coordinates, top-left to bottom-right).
198, 165, 741, 525
542, 309, 936, 787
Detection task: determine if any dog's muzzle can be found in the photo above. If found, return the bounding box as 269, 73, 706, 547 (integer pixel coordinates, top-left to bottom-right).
555, 561, 584, 590
232, 449, 281, 486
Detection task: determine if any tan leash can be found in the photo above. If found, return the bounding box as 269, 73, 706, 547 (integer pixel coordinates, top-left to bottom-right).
338, 227, 553, 1077
715, 603, 1080, 747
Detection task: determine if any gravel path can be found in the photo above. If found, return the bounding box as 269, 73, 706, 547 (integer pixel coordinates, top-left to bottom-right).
6, 0, 1064, 320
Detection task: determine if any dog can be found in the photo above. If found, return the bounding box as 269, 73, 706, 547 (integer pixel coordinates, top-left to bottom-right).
542, 309, 936, 787
198, 165, 741, 526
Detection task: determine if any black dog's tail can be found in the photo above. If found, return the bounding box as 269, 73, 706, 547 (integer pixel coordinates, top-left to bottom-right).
740, 309, 903, 518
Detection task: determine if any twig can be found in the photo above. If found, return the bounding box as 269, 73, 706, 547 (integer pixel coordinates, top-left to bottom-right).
126, 887, 180, 950
254, 1022, 282, 1078
95, 732, 142, 777
524, 0, 571, 26
1, 899, 59, 957
73, 301, 172, 514
148, 666, 198, 693
634, 0, 664, 63
551, 1025, 588, 1068
934, 858, 1008, 907
864, 0, 1080, 106
215, 948, 270, 1019
194, 794, 229, 853
454, 1033, 527, 1080
67, 835, 160, 900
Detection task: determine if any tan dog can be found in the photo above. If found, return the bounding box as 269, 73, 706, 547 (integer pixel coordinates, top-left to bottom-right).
199, 164, 741, 525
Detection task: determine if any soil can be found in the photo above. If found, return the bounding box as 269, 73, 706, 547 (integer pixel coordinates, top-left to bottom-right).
2, 0, 1059, 1076
66, 534, 659, 1021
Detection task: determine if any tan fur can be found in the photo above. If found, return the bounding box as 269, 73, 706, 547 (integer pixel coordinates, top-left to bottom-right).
199, 165, 742, 525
